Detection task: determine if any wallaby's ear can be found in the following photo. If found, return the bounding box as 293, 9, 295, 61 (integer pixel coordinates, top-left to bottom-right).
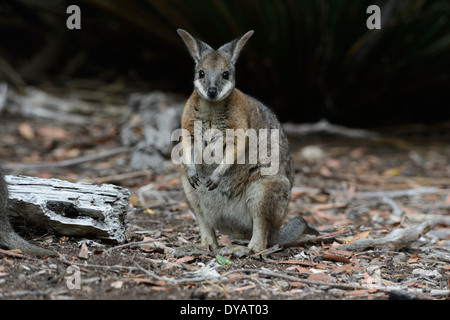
218, 30, 254, 65
177, 29, 213, 64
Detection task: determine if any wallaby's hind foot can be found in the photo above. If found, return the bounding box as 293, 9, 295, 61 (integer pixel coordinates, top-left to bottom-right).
219, 245, 252, 258
274, 217, 319, 245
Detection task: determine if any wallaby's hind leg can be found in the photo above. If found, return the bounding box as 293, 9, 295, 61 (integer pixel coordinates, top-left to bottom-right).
246, 175, 291, 252
219, 175, 290, 257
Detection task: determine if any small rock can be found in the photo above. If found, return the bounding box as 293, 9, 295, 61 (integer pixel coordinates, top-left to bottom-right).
300, 145, 325, 162
393, 252, 407, 265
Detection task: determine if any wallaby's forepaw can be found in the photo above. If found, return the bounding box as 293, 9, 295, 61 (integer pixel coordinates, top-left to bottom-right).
219, 245, 252, 258
205, 177, 220, 191
188, 173, 200, 189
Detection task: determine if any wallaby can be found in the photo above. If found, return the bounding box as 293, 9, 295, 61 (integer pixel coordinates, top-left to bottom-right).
174, 29, 317, 257
0, 167, 54, 257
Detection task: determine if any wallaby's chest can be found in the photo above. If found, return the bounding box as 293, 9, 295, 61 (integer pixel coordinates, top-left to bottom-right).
191, 108, 230, 162
193, 107, 229, 132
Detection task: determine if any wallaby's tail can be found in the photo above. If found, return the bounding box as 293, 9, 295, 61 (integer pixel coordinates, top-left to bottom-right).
0, 168, 55, 258
275, 216, 319, 245
0, 225, 55, 258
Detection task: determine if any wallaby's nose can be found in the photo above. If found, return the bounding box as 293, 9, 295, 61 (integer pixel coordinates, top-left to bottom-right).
207, 87, 218, 98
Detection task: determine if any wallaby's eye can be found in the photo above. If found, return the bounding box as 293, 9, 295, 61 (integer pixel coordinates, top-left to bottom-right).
198, 70, 205, 79
222, 71, 230, 80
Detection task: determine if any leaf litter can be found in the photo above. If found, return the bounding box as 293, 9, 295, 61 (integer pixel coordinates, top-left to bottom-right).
0, 86, 449, 300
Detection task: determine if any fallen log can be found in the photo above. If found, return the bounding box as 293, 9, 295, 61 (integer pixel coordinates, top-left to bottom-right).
5, 175, 130, 243
336, 220, 436, 251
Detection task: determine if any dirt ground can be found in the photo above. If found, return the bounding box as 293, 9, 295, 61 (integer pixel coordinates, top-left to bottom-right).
0, 85, 449, 301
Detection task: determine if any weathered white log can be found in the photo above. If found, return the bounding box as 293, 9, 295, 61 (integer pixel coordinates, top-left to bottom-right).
5, 175, 130, 243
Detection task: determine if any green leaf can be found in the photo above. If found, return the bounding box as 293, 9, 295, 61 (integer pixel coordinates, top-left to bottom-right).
216, 254, 234, 267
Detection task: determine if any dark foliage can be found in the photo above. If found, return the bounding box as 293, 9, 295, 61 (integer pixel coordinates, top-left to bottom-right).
0, 0, 449, 126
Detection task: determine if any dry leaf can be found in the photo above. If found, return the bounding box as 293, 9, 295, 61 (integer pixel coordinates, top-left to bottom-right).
293, 266, 310, 273
270, 260, 329, 268
407, 257, 419, 264
308, 273, 332, 283
361, 272, 379, 285
383, 167, 401, 177
110, 280, 124, 289
141, 236, 155, 251
37, 127, 70, 140
231, 285, 255, 292
320, 166, 332, 177
340, 230, 371, 244
78, 242, 89, 260
328, 249, 353, 257
144, 208, 155, 215
175, 256, 195, 264
288, 281, 306, 289
218, 235, 232, 246
332, 263, 353, 274
151, 286, 167, 291
350, 147, 365, 159
18, 122, 35, 140
445, 193, 450, 204
345, 288, 377, 296
326, 159, 341, 170
321, 254, 351, 264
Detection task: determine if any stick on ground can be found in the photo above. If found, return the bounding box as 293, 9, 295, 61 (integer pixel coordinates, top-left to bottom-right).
336, 220, 436, 251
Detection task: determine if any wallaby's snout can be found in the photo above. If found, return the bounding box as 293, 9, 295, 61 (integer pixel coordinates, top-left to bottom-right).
177, 28, 254, 102
207, 87, 218, 99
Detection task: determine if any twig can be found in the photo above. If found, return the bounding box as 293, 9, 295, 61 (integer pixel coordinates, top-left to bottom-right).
283, 119, 380, 139
133, 262, 169, 282
93, 169, 154, 184
134, 260, 225, 284
104, 239, 171, 254
0, 248, 32, 259
380, 196, 404, 217
58, 253, 138, 273
0, 289, 54, 299
280, 235, 342, 249
3, 147, 130, 170
222, 267, 450, 297
354, 187, 438, 199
